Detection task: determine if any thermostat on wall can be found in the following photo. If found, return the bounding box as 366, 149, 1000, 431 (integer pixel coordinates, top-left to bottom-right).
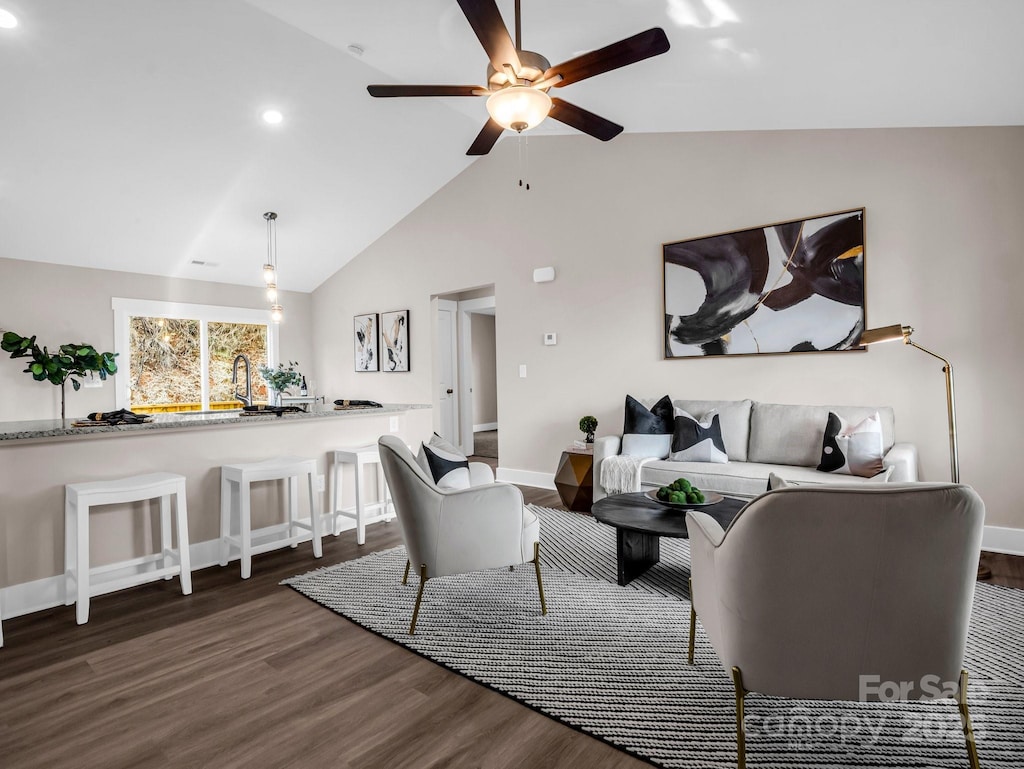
533, 267, 555, 283
544, 332, 557, 346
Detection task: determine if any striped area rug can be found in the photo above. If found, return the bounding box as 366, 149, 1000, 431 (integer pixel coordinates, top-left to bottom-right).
284, 506, 1024, 768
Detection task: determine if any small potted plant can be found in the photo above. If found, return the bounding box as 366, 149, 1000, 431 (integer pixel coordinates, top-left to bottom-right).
579, 415, 598, 444
258, 360, 303, 406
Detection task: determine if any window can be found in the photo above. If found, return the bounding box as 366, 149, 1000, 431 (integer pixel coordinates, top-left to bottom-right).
113, 299, 279, 413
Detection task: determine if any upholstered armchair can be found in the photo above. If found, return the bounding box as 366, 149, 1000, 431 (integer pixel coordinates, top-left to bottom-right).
686, 483, 985, 769
377, 436, 546, 634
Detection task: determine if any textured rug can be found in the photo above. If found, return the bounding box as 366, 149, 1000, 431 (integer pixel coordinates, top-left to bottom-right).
284, 506, 1024, 768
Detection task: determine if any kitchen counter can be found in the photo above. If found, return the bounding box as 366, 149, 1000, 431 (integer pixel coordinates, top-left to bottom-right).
0, 403, 430, 445
0, 402, 434, 598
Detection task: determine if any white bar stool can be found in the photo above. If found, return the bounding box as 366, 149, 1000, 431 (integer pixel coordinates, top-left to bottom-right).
65, 472, 193, 626
220, 456, 322, 579
330, 445, 394, 545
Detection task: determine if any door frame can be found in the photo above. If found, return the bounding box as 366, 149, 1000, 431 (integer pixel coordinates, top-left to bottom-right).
432, 298, 460, 444
457, 296, 496, 454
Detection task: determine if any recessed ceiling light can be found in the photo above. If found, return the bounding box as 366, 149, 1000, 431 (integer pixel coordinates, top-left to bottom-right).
0, 8, 18, 29
261, 109, 284, 125
347, 44, 365, 57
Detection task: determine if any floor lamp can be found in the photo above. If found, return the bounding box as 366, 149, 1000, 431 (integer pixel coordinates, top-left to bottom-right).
859, 324, 989, 578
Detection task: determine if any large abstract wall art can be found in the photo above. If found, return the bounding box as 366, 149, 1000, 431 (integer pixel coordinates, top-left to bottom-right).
381, 309, 410, 372
663, 209, 866, 358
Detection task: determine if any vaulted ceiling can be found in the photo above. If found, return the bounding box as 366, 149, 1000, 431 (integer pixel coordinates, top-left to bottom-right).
2, 0, 1021, 291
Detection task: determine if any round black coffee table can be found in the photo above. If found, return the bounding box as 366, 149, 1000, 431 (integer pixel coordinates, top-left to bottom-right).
591, 491, 746, 585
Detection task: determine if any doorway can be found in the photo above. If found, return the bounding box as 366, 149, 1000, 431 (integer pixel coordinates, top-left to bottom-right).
432, 289, 497, 460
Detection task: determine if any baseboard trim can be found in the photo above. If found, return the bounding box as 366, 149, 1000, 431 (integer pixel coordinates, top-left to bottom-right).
474, 422, 498, 432
497, 467, 555, 490
982, 525, 1024, 557
0, 513, 356, 621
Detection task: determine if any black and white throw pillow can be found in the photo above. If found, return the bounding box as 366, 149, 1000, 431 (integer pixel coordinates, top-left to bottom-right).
621, 395, 674, 458
669, 408, 728, 463
417, 433, 471, 490
817, 411, 885, 477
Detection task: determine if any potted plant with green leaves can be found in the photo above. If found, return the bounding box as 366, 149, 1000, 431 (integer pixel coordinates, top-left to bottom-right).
258, 360, 303, 406
579, 415, 598, 444
2, 331, 118, 423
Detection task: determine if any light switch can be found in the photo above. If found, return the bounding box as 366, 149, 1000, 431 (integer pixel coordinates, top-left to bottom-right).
389, 416, 400, 432
544, 332, 557, 346
519, 364, 527, 378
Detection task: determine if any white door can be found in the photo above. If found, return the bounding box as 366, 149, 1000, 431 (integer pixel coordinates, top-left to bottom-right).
436, 299, 459, 444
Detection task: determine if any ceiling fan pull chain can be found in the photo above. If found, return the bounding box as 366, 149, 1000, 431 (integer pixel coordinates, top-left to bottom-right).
517, 134, 531, 191
524, 134, 530, 190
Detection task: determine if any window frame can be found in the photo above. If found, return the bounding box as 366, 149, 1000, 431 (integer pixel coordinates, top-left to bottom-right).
112, 297, 279, 412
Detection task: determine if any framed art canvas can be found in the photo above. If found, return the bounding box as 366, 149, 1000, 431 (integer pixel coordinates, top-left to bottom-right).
663, 208, 865, 358
381, 309, 410, 372
354, 313, 378, 372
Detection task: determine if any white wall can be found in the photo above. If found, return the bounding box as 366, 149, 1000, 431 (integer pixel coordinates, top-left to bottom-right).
0, 257, 313, 422
311, 126, 1024, 530
471, 313, 497, 427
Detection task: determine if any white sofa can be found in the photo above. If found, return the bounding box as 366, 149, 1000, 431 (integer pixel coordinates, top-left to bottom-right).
593, 399, 919, 502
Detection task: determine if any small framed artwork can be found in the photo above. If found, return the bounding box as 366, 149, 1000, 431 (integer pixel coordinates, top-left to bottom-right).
354, 313, 379, 372
380, 309, 410, 372
663, 208, 866, 358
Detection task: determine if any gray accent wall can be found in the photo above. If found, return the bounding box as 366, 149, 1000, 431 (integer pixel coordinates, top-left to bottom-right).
310, 127, 1024, 530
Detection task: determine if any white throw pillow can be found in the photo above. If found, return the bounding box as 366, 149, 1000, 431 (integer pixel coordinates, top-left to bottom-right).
669, 408, 728, 463
817, 411, 885, 477
417, 433, 471, 490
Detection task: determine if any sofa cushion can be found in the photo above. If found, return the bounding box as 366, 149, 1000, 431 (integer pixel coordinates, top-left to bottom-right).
673, 399, 752, 462
621, 394, 674, 458
769, 465, 893, 491
640, 459, 894, 499
670, 408, 728, 463
748, 402, 895, 467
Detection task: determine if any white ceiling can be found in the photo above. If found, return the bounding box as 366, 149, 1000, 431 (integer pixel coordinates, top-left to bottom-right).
2, 0, 1022, 292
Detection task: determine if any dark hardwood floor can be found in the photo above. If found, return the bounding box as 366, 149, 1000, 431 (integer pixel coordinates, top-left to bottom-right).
1, 479, 1020, 769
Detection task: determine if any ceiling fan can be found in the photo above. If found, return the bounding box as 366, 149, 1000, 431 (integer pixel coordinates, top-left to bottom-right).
367, 0, 671, 155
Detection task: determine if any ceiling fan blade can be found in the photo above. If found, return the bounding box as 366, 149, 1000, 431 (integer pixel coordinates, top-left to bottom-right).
543, 28, 670, 88
549, 98, 623, 141
467, 118, 504, 156
367, 85, 483, 98
457, 0, 522, 76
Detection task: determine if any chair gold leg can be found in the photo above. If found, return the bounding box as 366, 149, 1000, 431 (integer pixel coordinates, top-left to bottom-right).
732, 667, 747, 769
402, 559, 410, 585
958, 669, 981, 769
688, 577, 696, 665
533, 541, 547, 615
409, 564, 427, 634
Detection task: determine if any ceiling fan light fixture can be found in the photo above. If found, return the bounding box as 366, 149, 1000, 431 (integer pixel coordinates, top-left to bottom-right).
486, 86, 551, 133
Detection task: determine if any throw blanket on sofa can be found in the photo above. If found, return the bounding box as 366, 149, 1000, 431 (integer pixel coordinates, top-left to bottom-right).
600, 454, 656, 495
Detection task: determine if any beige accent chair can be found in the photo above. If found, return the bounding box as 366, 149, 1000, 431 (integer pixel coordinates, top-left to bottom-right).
377, 436, 546, 634
686, 483, 985, 769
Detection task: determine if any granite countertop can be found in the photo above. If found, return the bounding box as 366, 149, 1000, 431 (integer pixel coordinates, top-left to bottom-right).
0, 403, 430, 444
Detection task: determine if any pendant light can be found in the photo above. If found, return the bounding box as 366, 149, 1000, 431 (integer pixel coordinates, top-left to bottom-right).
262, 211, 284, 323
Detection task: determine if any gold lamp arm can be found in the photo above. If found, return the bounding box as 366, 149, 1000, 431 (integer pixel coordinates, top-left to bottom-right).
904, 337, 958, 483
860, 324, 959, 484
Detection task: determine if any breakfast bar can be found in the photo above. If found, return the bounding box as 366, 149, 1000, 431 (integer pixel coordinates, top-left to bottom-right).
0, 404, 433, 606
